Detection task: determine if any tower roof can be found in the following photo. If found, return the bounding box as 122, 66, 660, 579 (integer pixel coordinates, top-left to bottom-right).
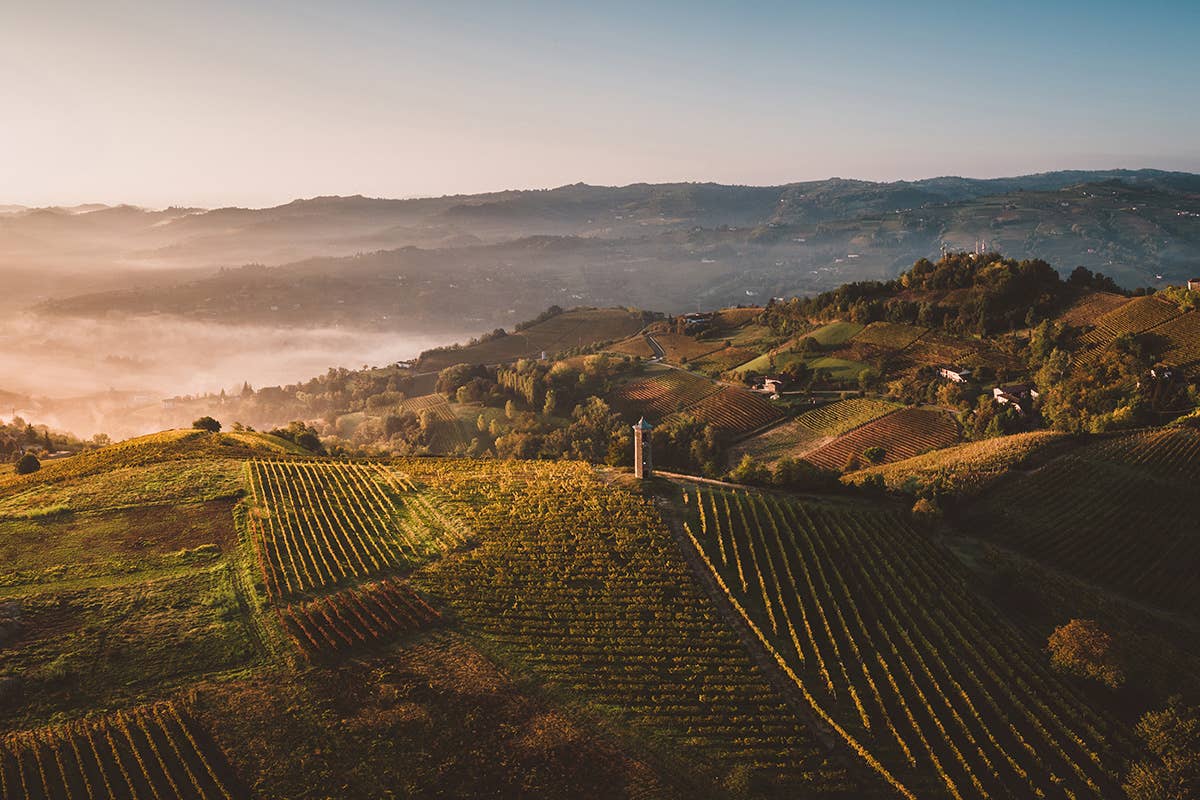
633, 417, 652, 431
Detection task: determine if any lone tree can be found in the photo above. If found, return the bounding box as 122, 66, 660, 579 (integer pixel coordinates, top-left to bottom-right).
15, 453, 40, 475
1124, 696, 1200, 800
192, 416, 222, 433
1047, 618, 1125, 689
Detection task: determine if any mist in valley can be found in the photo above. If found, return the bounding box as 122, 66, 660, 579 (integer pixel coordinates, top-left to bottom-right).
0, 313, 465, 440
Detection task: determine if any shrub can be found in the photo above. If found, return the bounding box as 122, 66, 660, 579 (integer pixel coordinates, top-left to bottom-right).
1047, 618, 1125, 689
192, 416, 222, 432
911, 497, 941, 519
15, 453, 40, 474
1124, 696, 1200, 800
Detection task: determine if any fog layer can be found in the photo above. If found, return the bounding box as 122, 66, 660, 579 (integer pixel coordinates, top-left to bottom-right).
0, 314, 464, 439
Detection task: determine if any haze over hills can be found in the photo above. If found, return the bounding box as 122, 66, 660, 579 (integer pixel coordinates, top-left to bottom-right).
14, 168, 1200, 329
6, 168, 1200, 439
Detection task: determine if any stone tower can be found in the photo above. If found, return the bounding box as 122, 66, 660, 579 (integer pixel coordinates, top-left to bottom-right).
633, 417, 653, 479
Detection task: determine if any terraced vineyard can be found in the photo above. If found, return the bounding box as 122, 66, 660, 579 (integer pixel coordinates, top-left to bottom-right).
804, 408, 960, 471
280, 579, 441, 656
851, 322, 927, 350
608, 369, 719, 418
679, 485, 1127, 799
1078, 295, 1181, 348
396, 393, 457, 422
969, 427, 1200, 613
730, 399, 901, 466
896, 331, 971, 369
1055, 291, 1130, 328
665, 385, 783, 436
842, 430, 1071, 498
1149, 310, 1200, 372
689, 345, 759, 374
646, 331, 729, 363
246, 460, 469, 599
0, 702, 242, 799
400, 459, 870, 797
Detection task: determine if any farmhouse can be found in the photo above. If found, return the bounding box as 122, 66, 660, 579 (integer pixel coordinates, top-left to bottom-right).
993, 383, 1040, 414
937, 365, 971, 383
681, 312, 714, 331
1188, 278, 1200, 292
751, 375, 786, 394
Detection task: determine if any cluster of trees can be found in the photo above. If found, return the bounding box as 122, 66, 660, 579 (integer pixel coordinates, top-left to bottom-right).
0, 417, 101, 466
726, 454, 840, 491
759, 253, 1124, 338
424, 355, 726, 474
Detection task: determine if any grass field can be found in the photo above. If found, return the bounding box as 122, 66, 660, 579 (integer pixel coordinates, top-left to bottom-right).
730, 399, 901, 465
968, 426, 1200, 614
807, 356, 873, 381
733, 350, 871, 382
678, 484, 1128, 799
808, 321, 865, 346
803, 408, 960, 471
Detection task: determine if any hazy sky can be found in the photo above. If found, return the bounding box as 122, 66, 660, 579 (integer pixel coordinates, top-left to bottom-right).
3, 0, 1198, 208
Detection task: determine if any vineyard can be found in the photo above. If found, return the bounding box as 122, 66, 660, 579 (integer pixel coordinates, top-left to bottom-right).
807, 321, 865, 347
280, 578, 441, 656
804, 408, 960, 472
1148, 310, 1200, 372
664, 386, 783, 436
646, 331, 729, 363
399, 458, 867, 796
246, 460, 469, 600
689, 345, 759, 375
1055, 291, 1130, 328
731, 399, 901, 465
969, 426, 1200, 614
608, 369, 718, 418
895, 330, 973, 369
0, 702, 242, 800
851, 322, 927, 350
678, 484, 1127, 799
1078, 295, 1181, 348
842, 430, 1071, 498
396, 393, 457, 422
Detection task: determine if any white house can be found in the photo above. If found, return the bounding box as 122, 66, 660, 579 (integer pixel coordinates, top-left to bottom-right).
938, 365, 972, 383
993, 383, 1040, 414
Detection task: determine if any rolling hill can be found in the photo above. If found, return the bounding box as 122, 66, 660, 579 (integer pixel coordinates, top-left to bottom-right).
3, 404, 1197, 797
25, 170, 1200, 331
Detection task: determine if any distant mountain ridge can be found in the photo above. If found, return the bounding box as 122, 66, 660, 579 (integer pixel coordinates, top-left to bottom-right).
16, 169, 1200, 328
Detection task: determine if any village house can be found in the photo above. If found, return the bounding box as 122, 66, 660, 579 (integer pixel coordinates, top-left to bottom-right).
937, 365, 972, 383
681, 312, 714, 332
993, 383, 1040, 414
1188, 278, 1200, 292
751, 375, 786, 395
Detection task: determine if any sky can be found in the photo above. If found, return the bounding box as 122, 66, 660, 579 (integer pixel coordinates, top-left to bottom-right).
2, 0, 1198, 208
